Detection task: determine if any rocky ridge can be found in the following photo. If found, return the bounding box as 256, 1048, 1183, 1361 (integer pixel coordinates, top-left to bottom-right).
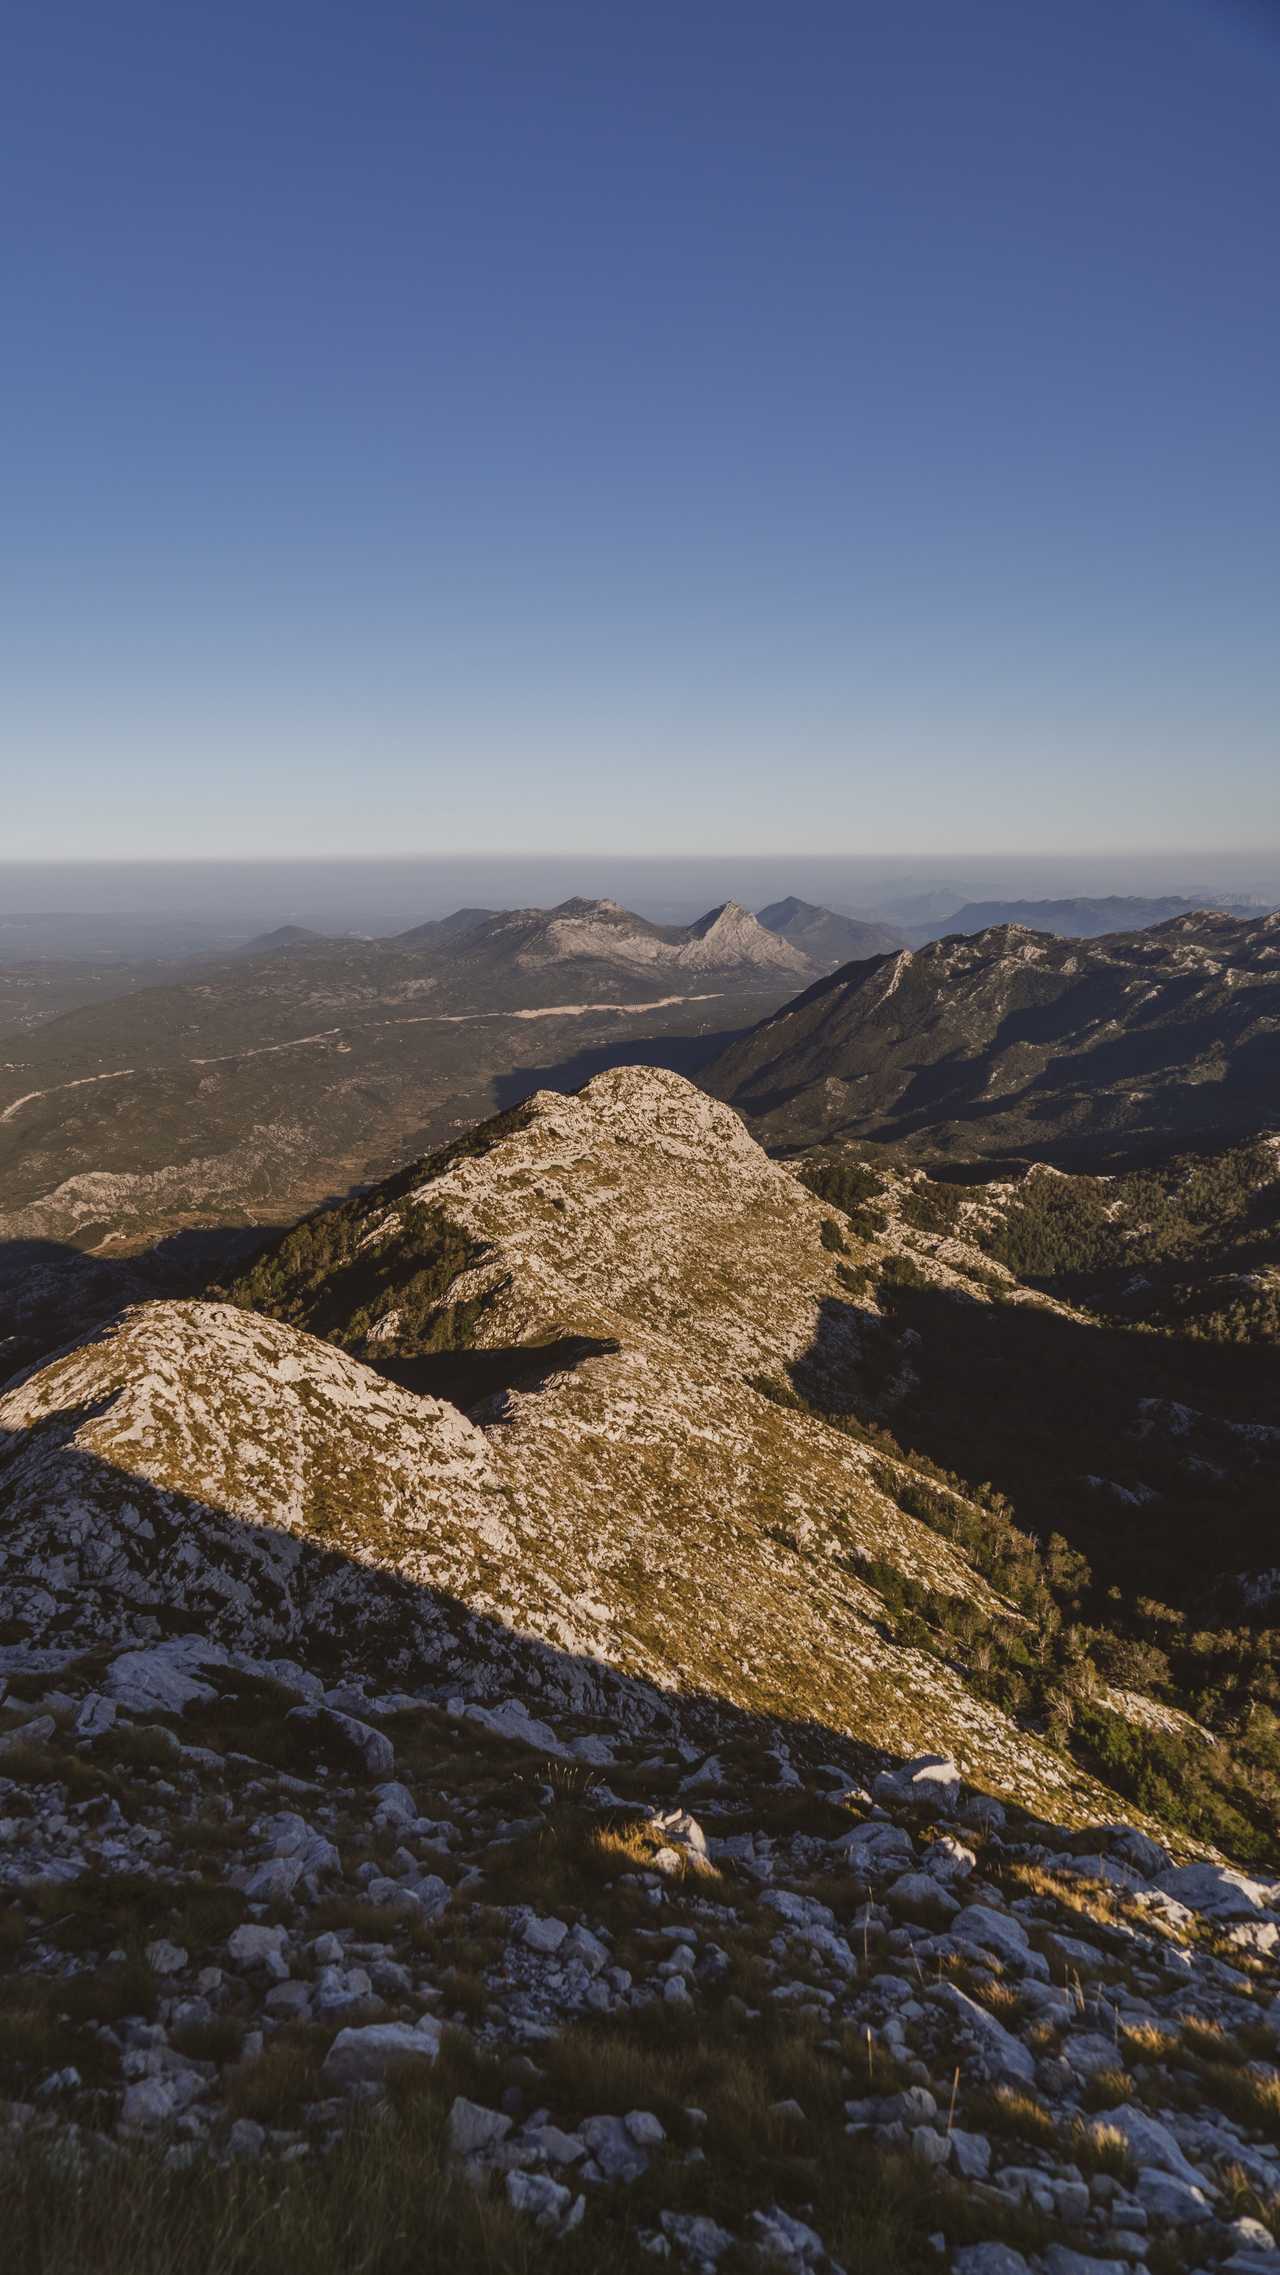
707, 911, 1280, 1162
1, 1067, 1139, 1819
5, 1067, 1280, 2269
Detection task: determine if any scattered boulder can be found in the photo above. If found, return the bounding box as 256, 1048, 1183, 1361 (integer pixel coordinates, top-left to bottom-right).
227, 1925, 290, 1982
951, 2248, 1030, 2275
520, 1912, 570, 1955
872, 1754, 961, 1815
447, 2096, 512, 2158
322, 2018, 442, 2087
1093, 2104, 1205, 2188
105, 1638, 227, 1714
1155, 1860, 1279, 1919
928, 1981, 1037, 2085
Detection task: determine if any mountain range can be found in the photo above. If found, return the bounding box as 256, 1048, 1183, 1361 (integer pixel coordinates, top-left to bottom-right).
909, 894, 1272, 945
708, 909, 1280, 1163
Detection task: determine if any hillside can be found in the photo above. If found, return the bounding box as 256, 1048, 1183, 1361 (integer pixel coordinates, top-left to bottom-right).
231, 924, 326, 956
7, 1067, 1280, 2268
2, 1067, 1097, 1810
706, 910, 1280, 1164
795, 1129, 1280, 1817
756, 896, 907, 967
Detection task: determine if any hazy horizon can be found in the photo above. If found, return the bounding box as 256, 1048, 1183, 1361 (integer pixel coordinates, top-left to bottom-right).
2, 850, 1277, 956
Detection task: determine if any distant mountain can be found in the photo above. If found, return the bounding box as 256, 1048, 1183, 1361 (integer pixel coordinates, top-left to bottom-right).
426, 896, 678, 982
397, 896, 812, 985
392, 906, 498, 948
232, 923, 327, 956
673, 899, 812, 973
706, 908, 1280, 1162
911, 893, 1270, 944
756, 895, 907, 967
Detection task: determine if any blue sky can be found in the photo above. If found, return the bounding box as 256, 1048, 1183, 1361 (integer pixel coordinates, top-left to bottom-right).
4, 0, 1278, 859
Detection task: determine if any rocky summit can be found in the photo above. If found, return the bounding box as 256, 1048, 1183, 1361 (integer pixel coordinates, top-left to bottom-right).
4, 1066, 1280, 2275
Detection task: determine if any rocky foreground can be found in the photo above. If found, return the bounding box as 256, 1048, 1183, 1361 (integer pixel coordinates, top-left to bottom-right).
5, 1631, 1280, 2274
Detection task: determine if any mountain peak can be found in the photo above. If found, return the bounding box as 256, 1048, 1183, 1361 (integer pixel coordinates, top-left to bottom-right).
234, 923, 325, 957
548, 895, 627, 919
685, 898, 752, 937
678, 901, 811, 972
756, 897, 908, 968
756, 894, 811, 927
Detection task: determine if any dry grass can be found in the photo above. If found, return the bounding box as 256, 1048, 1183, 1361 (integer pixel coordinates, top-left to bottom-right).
998, 1860, 1131, 1936
1079, 2067, 1133, 2112
23, 1868, 243, 1959
1, 2105, 568, 2275
102, 1723, 184, 1771
1073, 2120, 1137, 2181
306, 1895, 414, 1940
0, 2007, 944, 2275
0, 1739, 62, 1784
1217, 2158, 1280, 2231
171, 2013, 248, 2065
1192, 2057, 1280, 2141
966, 2085, 1058, 2149
0, 1974, 131, 2097
1178, 2016, 1242, 2065
961, 1973, 1021, 2024
480, 1786, 721, 1915
1120, 2020, 1175, 2062
438, 1966, 490, 2023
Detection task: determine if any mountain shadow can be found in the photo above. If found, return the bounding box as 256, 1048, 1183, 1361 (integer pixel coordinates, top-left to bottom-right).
366, 1334, 622, 1413
0, 1407, 1133, 1847
0, 1227, 287, 1387
788, 1281, 1280, 1616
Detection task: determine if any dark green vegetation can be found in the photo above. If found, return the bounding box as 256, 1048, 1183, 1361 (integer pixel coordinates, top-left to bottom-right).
222, 1114, 620, 1404
226, 1177, 488, 1361
795, 1134, 1280, 1860
976, 1138, 1280, 1340
708, 908, 1280, 1162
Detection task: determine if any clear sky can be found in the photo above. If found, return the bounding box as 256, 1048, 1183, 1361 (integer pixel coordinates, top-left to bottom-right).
4, 0, 1278, 860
